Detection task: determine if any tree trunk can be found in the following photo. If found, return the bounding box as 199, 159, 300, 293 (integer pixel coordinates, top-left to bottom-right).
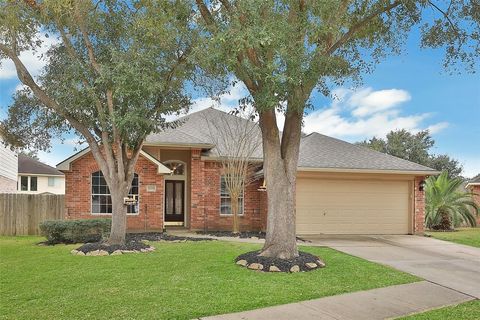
260, 161, 298, 259
231, 194, 240, 234
437, 209, 452, 231
107, 182, 129, 245
258, 109, 301, 260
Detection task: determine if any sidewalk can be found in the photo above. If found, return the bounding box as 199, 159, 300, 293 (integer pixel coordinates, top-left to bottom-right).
199, 281, 473, 320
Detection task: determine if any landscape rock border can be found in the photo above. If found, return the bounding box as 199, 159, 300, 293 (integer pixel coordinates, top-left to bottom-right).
235, 250, 325, 273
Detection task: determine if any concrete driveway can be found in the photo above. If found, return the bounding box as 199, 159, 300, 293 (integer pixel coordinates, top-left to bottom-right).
303, 234, 480, 299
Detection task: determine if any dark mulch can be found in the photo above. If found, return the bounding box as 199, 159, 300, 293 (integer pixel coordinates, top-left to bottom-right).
196, 231, 309, 242
235, 250, 325, 272
126, 232, 213, 242
76, 241, 151, 254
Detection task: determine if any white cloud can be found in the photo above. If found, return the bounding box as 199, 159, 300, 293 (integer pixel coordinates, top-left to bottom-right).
349, 88, 411, 117
296, 87, 448, 141
0, 33, 59, 80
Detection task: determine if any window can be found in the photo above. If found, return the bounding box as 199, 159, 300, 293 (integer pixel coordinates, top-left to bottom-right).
220, 176, 244, 215
30, 177, 37, 191
164, 161, 185, 175
91, 171, 139, 215
20, 176, 28, 191
48, 177, 55, 187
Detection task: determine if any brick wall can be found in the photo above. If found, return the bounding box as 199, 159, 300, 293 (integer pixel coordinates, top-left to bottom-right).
469, 185, 480, 225
63, 152, 164, 231
414, 176, 426, 234
189, 158, 267, 232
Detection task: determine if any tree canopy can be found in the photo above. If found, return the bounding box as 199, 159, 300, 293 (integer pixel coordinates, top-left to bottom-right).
357, 129, 463, 177
0, 0, 196, 244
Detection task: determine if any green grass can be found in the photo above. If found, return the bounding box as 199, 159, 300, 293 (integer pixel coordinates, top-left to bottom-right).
0, 237, 418, 320
398, 300, 480, 320
426, 227, 480, 248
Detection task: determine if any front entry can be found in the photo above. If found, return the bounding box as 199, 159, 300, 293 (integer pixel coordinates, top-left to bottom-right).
165, 180, 185, 223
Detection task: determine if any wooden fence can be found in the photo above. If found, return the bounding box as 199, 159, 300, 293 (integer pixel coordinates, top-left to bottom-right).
0, 194, 65, 236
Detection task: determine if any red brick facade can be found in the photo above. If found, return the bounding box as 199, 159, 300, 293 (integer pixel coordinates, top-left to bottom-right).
64, 152, 165, 231
414, 176, 426, 234
63, 148, 267, 232
467, 185, 480, 225
62, 148, 427, 234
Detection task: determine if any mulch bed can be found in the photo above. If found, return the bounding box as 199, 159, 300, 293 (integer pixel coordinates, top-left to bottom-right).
127, 232, 213, 242
75, 240, 152, 254
235, 250, 325, 273
196, 231, 310, 242
70, 232, 213, 256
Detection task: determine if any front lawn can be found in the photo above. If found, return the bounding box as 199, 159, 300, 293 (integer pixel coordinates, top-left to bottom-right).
426, 227, 480, 248
0, 237, 418, 319
398, 300, 480, 320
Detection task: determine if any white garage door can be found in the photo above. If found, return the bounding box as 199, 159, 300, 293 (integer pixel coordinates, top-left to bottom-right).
296, 178, 410, 235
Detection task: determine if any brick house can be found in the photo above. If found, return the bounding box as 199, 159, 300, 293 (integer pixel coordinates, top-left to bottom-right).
57, 108, 438, 235
466, 174, 480, 225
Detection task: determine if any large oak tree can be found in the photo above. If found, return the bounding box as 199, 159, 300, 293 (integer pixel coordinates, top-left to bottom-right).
0, 0, 195, 244
194, 0, 479, 259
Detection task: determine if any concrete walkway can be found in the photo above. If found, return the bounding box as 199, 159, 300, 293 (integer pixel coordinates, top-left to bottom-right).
305, 235, 480, 299
200, 281, 473, 320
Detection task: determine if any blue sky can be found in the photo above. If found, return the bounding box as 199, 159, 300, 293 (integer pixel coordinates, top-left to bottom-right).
1, 27, 479, 177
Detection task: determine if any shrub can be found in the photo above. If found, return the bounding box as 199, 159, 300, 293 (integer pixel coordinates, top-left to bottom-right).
39, 219, 111, 244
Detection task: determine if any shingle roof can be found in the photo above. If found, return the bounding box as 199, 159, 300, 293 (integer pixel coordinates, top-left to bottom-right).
468, 174, 480, 184
298, 132, 435, 172
19, 155, 64, 176
146, 108, 264, 158
144, 108, 437, 173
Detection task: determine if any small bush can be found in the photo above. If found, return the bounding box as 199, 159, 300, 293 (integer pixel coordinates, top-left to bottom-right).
40, 219, 111, 244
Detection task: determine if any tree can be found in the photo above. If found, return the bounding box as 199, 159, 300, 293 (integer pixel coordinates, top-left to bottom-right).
194, 1, 479, 259
0, 0, 194, 245
204, 109, 262, 233
358, 129, 463, 177
425, 172, 478, 230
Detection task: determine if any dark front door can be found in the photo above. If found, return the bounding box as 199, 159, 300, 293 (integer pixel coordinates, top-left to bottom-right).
165, 180, 185, 222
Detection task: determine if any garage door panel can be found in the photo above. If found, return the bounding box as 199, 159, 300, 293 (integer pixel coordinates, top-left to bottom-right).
296, 178, 410, 235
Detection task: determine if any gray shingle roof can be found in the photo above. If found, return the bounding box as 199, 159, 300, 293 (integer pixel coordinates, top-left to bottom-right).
19, 155, 64, 176
147, 108, 263, 158
145, 108, 436, 173
298, 132, 435, 172
469, 174, 480, 184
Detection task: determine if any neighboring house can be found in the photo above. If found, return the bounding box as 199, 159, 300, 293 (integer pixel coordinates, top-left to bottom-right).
18, 155, 65, 194
0, 138, 18, 193
466, 174, 480, 225
57, 108, 437, 235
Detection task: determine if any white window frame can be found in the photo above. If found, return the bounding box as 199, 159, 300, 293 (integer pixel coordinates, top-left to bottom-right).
219, 175, 244, 216
91, 171, 140, 215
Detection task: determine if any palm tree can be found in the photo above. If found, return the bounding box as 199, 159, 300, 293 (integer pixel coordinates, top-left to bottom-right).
425, 172, 479, 230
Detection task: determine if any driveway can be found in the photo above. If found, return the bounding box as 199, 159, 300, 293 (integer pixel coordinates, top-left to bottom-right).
303, 234, 480, 299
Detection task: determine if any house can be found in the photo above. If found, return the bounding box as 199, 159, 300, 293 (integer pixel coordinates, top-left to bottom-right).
18, 155, 65, 194
466, 174, 480, 224
57, 108, 438, 235
0, 138, 18, 193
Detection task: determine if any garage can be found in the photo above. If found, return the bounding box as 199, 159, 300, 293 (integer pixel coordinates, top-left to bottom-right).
296, 177, 412, 235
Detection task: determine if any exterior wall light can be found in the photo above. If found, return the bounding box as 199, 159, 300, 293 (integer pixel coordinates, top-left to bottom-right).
419, 180, 426, 191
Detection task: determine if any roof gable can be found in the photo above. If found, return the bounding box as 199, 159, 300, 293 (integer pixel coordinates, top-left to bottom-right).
57, 148, 171, 174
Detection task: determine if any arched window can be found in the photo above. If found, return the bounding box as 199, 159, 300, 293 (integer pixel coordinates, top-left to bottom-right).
164, 161, 186, 176
91, 171, 139, 214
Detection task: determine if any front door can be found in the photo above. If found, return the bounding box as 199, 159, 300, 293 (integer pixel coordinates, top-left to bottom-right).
165, 180, 185, 223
